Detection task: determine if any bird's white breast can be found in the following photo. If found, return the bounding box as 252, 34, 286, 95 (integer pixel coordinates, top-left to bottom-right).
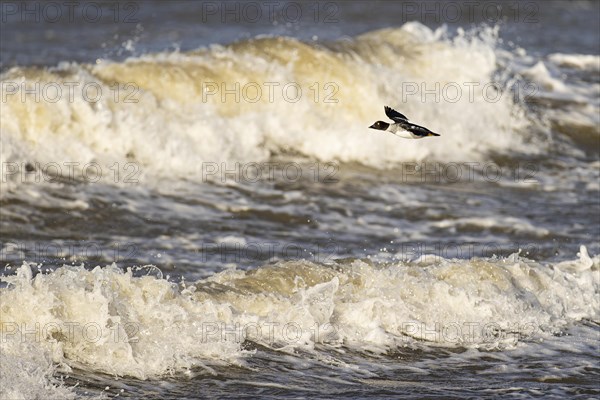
388, 124, 419, 139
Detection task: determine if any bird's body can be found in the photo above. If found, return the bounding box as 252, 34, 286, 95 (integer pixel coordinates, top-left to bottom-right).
369, 106, 440, 139
384, 123, 425, 139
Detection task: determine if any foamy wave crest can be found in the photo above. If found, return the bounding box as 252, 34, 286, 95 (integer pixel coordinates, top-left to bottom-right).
1, 246, 598, 397
1, 23, 533, 191
521, 53, 600, 153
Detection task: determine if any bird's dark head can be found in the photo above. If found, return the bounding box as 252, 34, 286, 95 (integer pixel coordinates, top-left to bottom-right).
369, 121, 390, 131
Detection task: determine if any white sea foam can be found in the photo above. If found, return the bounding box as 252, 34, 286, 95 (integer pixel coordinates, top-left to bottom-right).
0, 23, 535, 194
431, 216, 550, 237
1, 247, 598, 397
548, 53, 600, 71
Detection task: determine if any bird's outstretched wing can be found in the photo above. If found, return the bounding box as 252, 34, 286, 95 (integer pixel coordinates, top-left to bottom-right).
384, 106, 409, 122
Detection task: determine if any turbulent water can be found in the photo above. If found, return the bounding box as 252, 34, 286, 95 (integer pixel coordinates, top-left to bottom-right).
1, 1, 599, 399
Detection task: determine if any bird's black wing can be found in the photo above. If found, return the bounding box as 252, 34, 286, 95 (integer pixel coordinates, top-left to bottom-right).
397, 121, 440, 137
384, 106, 409, 122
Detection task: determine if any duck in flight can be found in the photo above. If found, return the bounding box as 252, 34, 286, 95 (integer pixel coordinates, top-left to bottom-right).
369, 106, 440, 139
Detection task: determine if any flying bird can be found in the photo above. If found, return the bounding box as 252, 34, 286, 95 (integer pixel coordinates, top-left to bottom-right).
369, 106, 440, 139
